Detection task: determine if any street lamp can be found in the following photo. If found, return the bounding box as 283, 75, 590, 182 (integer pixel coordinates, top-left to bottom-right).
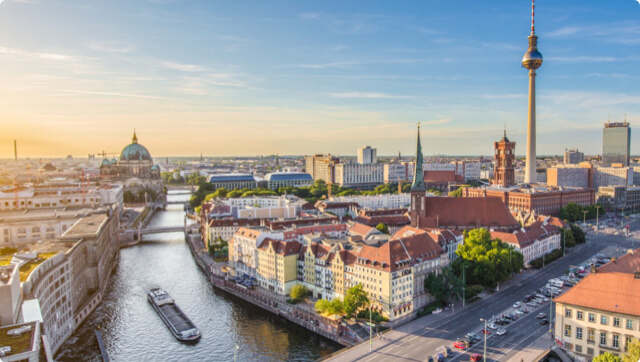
595, 205, 601, 231
480, 318, 488, 361
462, 263, 469, 308
563, 227, 567, 257
583, 210, 588, 227
369, 302, 372, 351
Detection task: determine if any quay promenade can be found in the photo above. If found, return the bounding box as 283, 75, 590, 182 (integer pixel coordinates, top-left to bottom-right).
184, 233, 359, 347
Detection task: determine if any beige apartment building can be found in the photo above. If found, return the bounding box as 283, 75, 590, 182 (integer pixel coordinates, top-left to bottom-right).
256, 239, 302, 294
554, 271, 640, 360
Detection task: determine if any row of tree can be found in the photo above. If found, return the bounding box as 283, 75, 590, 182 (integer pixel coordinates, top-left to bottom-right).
123, 188, 158, 204
161, 171, 206, 186
559, 202, 605, 223
313, 284, 370, 318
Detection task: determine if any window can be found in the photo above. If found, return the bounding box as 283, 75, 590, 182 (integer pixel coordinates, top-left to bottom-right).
588, 329, 595, 342
613, 317, 620, 327
577, 311, 583, 320
600, 332, 607, 346
613, 334, 619, 349
576, 327, 583, 339
565, 325, 572, 337
566, 308, 572, 318
601, 315, 608, 325
627, 319, 633, 330
587, 347, 594, 356
589, 313, 595, 322
627, 336, 634, 352
575, 345, 582, 353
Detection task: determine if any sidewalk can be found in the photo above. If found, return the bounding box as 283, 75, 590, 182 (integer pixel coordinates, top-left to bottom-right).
508, 330, 553, 362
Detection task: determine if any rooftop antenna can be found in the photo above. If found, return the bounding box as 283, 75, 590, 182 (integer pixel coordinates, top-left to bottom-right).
531, 0, 535, 35
504, 121, 507, 138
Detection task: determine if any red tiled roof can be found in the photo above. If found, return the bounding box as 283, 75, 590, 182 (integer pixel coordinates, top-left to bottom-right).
355, 215, 410, 227
417, 197, 518, 229
258, 238, 302, 256
491, 221, 558, 249
554, 272, 640, 316
359, 208, 408, 217
356, 233, 443, 272
348, 222, 375, 237
597, 248, 640, 274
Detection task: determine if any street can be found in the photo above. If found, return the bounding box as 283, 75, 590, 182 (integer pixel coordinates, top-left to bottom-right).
327, 231, 634, 362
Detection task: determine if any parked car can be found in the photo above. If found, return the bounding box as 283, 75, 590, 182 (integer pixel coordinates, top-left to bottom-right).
512, 302, 521, 308
537, 313, 547, 319
453, 341, 466, 350
441, 346, 453, 358
515, 309, 524, 316
435, 353, 445, 362
466, 333, 481, 342
527, 301, 537, 307
481, 329, 491, 335
522, 295, 532, 302
470, 353, 483, 361
496, 329, 507, 336
426, 356, 434, 362
522, 308, 530, 313
541, 319, 549, 325
487, 323, 498, 330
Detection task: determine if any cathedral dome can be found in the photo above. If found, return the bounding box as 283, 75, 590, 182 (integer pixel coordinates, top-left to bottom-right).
120, 131, 152, 162
101, 159, 111, 167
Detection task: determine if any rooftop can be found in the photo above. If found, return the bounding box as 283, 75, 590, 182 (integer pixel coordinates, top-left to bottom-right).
0, 322, 38, 358
60, 213, 108, 239
554, 272, 640, 316
18, 253, 58, 281
597, 248, 640, 274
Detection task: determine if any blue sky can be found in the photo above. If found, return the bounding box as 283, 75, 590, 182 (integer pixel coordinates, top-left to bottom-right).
0, 0, 639, 158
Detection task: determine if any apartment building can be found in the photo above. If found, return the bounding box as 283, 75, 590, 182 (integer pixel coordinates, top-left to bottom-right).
330, 193, 411, 210
256, 239, 302, 294
0, 184, 123, 212
491, 221, 561, 267
554, 272, 640, 360
334, 163, 384, 188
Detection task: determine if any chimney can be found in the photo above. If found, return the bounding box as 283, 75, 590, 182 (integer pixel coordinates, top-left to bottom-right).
590, 264, 597, 274
611, 257, 616, 263
635, 271, 640, 280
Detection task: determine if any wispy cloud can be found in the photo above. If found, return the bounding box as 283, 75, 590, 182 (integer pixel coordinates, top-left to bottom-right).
546, 56, 629, 63
298, 12, 396, 34
88, 41, 136, 53
162, 61, 204, 72
0, 46, 83, 62
50, 89, 180, 101
293, 61, 360, 69
547, 21, 640, 44
330, 92, 415, 99
480, 94, 526, 100
422, 118, 451, 125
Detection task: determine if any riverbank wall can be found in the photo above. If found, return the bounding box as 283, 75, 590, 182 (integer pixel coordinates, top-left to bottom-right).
184, 233, 356, 347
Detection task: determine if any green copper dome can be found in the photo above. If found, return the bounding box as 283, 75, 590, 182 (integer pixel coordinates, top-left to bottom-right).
120, 131, 152, 162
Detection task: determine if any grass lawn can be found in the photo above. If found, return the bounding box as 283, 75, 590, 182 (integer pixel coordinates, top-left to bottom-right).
18, 253, 58, 281
0, 323, 35, 357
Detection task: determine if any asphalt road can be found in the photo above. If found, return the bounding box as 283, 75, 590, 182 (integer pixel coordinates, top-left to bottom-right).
341, 238, 612, 362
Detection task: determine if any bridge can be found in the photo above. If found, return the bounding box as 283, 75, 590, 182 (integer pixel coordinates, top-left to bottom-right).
139, 226, 186, 235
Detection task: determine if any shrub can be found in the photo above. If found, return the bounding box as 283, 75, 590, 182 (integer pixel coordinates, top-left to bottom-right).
465, 285, 484, 299
417, 301, 444, 317
529, 249, 563, 269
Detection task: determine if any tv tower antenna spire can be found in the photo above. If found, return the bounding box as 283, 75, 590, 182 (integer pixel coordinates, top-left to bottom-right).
531, 0, 535, 34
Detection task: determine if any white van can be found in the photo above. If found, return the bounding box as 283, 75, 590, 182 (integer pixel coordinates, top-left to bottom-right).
549, 279, 564, 288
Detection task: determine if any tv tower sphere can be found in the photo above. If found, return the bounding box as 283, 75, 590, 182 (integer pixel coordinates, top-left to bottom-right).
522, 37, 543, 70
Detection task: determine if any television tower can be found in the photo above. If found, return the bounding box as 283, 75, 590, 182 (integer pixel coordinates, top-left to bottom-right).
522, 0, 543, 184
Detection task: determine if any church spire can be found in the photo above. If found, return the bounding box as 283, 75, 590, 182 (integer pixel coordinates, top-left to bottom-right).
411, 123, 426, 192
132, 129, 138, 144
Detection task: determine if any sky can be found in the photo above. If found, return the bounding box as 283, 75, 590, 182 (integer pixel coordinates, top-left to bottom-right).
0, 0, 640, 159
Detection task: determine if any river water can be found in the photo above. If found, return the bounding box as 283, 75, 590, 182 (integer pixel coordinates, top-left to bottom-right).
56, 192, 341, 361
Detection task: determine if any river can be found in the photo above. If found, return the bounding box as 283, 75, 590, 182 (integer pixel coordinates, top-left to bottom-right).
55, 191, 341, 361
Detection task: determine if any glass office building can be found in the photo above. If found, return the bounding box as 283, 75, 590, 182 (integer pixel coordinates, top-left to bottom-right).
603, 122, 631, 166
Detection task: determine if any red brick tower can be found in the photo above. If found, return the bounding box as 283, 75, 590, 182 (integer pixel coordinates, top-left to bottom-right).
493, 129, 516, 187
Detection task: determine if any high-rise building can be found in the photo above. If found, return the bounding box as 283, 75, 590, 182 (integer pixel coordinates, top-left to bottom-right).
334, 163, 383, 188
492, 130, 516, 187
304, 154, 339, 183
522, 0, 543, 184
603, 121, 631, 166
563, 149, 584, 164
357, 146, 377, 164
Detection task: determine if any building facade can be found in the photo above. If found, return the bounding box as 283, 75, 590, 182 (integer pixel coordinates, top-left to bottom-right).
383, 163, 414, 184
564, 149, 584, 164
334, 163, 384, 188
304, 155, 339, 184
357, 146, 377, 164
603, 121, 631, 166
493, 132, 516, 187
330, 194, 411, 210
206, 174, 259, 191
547, 167, 590, 189
596, 166, 633, 188
491, 221, 561, 267
264, 172, 313, 189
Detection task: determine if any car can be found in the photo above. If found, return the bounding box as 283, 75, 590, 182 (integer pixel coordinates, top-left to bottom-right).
470, 353, 483, 361
435, 353, 445, 362
523, 308, 530, 313
527, 301, 537, 307
426, 357, 434, 362
522, 295, 532, 302
537, 313, 547, 319
496, 329, 507, 336
441, 346, 453, 358
460, 337, 474, 346
487, 323, 498, 330
515, 309, 524, 316
466, 333, 481, 342
453, 341, 466, 350
508, 313, 517, 320
541, 319, 549, 325
481, 329, 491, 335
512, 302, 521, 308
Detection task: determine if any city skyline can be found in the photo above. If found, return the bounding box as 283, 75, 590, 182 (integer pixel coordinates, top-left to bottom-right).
1, 0, 640, 158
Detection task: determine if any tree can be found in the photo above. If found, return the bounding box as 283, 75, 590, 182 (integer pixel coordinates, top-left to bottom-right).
343, 284, 369, 318
375, 223, 390, 235
289, 285, 309, 301
315, 299, 330, 313
623, 338, 640, 362
424, 267, 465, 304
570, 223, 586, 244
559, 227, 576, 249
559, 202, 583, 222
593, 352, 622, 362
327, 298, 344, 315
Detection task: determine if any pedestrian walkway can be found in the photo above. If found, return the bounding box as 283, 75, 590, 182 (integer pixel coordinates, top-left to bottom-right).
508, 330, 552, 362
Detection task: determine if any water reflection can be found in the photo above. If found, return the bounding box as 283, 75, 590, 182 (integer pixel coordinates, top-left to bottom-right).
55, 192, 341, 361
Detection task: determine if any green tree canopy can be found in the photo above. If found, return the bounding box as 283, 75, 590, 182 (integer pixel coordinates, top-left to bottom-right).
424, 266, 464, 304
343, 284, 369, 318
289, 284, 309, 301
593, 352, 622, 362
623, 338, 640, 362
375, 223, 390, 235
